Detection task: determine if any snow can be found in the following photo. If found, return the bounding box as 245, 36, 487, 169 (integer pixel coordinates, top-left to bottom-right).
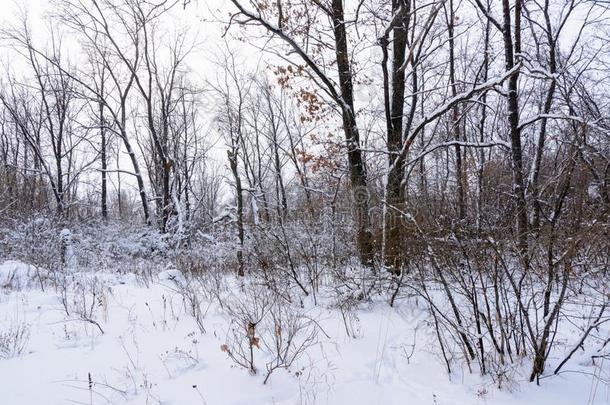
0, 260, 37, 289
197, 232, 216, 243
158, 268, 187, 288
60, 229, 73, 241
0, 260, 607, 405
589, 184, 601, 199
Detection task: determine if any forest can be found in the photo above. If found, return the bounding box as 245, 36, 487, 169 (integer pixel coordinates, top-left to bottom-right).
0, 0, 609, 403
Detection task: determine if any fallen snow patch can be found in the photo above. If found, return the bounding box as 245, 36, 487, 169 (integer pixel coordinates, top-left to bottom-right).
0, 260, 36, 290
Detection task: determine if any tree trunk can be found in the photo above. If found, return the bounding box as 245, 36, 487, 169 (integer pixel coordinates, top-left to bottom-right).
331, 0, 373, 265
501, 0, 528, 257
100, 79, 108, 221
529, 4, 557, 232
448, 0, 466, 220
382, 0, 409, 275
228, 149, 245, 277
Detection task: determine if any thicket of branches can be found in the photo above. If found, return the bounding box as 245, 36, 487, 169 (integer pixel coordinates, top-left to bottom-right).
0, 0, 609, 385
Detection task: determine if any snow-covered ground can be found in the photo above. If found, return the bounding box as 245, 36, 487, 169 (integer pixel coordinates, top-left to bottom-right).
0, 259, 607, 405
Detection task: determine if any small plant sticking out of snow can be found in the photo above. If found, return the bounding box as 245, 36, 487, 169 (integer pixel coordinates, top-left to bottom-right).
221, 283, 273, 375
61, 276, 107, 336
219, 282, 320, 383
261, 302, 319, 384
222, 317, 267, 375
0, 322, 30, 359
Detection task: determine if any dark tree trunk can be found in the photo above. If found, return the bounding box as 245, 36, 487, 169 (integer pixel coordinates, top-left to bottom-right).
383, 0, 410, 274
228, 149, 245, 277
501, 0, 528, 257
100, 79, 108, 221
448, 0, 465, 220
331, 0, 373, 265
530, 3, 557, 231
